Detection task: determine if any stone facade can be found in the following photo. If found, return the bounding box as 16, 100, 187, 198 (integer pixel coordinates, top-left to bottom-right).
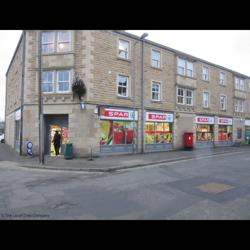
5, 30, 250, 156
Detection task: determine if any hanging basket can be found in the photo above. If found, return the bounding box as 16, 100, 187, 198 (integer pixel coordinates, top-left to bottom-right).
72, 77, 86, 100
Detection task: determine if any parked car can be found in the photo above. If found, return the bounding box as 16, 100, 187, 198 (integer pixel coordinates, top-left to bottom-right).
0, 134, 5, 143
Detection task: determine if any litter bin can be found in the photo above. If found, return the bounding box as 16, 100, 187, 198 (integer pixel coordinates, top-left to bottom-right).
64, 143, 73, 159
184, 132, 193, 150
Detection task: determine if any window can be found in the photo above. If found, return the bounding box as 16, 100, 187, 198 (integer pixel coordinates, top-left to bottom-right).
235, 99, 244, 112
42, 31, 71, 54
57, 70, 70, 93
151, 49, 161, 68
235, 77, 245, 90
177, 58, 194, 77
42, 71, 54, 93
186, 61, 193, 77
57, 31, 71, 52
117, 75, 129, 97
151, 82, 161, 101
42, 32, 55, 54
220, 72, 225, 85
203, 92, 209, 108
118, 39, 129, 59
202, 66, 209, 81
220, 95, 227, 111
42, 70, 71, 93
177, 88, 193, 105
237, 128, 242, 139
186, 89, 193, 105
177, 88, 184, 104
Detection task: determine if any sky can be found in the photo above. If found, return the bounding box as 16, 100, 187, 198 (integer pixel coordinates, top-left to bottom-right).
1, 30, 250, 121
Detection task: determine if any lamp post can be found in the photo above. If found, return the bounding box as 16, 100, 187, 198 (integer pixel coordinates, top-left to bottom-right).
38, 31, 44, 165
140, 33, 148, 154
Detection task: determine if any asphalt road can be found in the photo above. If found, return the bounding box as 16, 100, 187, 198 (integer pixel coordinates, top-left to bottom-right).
1, 149, 250, 219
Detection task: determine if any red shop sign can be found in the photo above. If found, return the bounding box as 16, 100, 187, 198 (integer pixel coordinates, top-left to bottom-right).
100, 108, 138, 121
218, 118, 232, 125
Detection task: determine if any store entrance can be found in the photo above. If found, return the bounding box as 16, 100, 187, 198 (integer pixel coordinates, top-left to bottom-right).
44, 114, 69, 156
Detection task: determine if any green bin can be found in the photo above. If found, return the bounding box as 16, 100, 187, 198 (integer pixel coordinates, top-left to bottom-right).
64, 143, 73, 159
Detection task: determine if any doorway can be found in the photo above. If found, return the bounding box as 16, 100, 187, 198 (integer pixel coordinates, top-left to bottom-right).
44, 114, 69, 156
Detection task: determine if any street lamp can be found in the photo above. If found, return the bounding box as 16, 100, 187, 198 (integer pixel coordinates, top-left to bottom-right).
140, 32, 148, 154
38, 31, 44, 165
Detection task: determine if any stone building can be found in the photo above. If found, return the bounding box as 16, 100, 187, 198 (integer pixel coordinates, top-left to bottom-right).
5, 30, 250, 157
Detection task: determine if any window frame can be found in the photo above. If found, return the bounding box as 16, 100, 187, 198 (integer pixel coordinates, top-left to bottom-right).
151, 49, 161, 68
186, 89, 193, 106
235, 76, 245, 91
42, 70, 54, 93
151, 81, 161, 101
203, 91, 209, 108
219, 72, 226, 85
56, 70, 71, 93
202, 66, 209, 81
220, 95, 227, 111
177, 87, 185, 105
118, 39, 130, 60
177, 58, 194, 78
117, 74, 129, 97
235, 99, 244, 113
56, 31, 72, 53
41, 31, 55, 54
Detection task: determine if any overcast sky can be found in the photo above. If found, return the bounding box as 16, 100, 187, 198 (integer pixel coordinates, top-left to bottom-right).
1, 30, 250, 121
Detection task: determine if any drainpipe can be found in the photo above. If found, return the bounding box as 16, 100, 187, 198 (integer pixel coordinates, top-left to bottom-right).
19, 31, 26, 155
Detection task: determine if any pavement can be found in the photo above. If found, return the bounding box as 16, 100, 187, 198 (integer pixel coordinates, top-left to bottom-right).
1, 143, 250, 172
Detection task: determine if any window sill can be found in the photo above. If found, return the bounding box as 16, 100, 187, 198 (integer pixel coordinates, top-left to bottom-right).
42, 52, 74, 56
151, 100, 162, 103
151, 66, 162, 71
116, 95, 132, 100
117, 57, 131, 63
177, 74, 196, 80
202, 79, 210, 83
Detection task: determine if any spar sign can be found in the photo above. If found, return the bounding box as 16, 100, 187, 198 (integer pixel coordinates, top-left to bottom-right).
195, 116, 214, 124
146, 112, 174, 123
217, 117, 233, 125
100, 108, 138, 121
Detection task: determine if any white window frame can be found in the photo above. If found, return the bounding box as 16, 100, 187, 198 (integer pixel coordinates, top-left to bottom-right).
151, 49, 161, 68
220, 72, 226, 85
117, 74, 129, 97
118, 39, 130, 60
151, 81, 161, 101
57, 31, 71, 53
220, 95, 227, 111
56, 70, 71, 93
203, 91, 209, 108
235, 99, 244, 113
202, 66, 209, 81
42, 31, 55, 54
42, 71, 54, 93
186, 89, 193, 106
177, 58, 194, 78
177, 87, 185, 105
235, 77, 245, 91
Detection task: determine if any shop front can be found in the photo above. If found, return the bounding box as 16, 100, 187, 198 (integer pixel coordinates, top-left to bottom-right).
145, 111, 174, 152
99, 107, 138, 154
217, 117, 233, 146
245, 119, 250, 144
195, 115, 214, 148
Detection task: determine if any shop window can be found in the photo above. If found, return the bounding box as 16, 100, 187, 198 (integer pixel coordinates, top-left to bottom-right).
100, 121, 136, 145
196, 124, 213, 141
218, 125, 233, 141
145, 122, 172, 144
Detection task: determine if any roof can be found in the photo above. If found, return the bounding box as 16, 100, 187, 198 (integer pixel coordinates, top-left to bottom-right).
114, 30, 250, 79
5, 31, 24, 76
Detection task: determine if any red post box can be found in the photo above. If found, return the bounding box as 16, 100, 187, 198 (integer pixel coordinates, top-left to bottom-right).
184, 132, 193, 149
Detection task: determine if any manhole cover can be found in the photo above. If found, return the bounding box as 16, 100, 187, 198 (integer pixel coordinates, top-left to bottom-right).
196, 182, 234, 194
